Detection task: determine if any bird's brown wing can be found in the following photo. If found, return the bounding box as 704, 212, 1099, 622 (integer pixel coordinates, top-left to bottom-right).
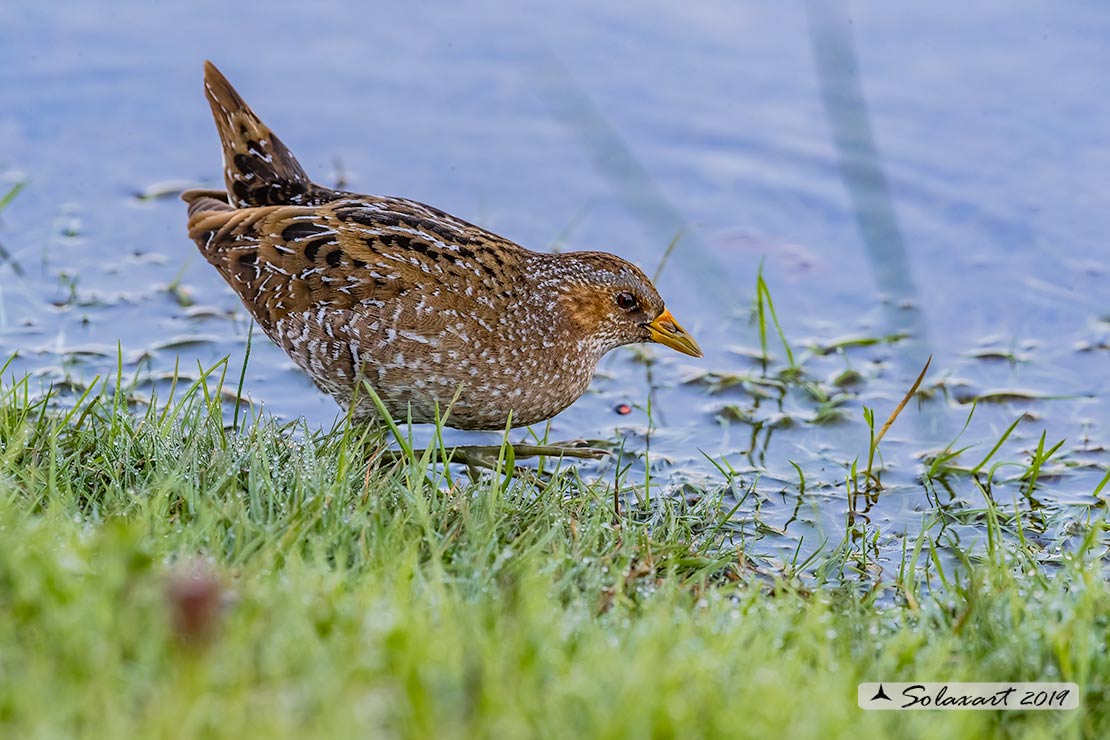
185, 193, 541, 417
185, 197, 431, 334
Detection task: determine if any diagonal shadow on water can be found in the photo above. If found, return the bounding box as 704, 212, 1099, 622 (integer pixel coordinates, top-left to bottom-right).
805, 0, 946, 442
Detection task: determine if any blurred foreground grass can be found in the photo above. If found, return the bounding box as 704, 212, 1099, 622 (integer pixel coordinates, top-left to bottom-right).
0, 368, 1107, 740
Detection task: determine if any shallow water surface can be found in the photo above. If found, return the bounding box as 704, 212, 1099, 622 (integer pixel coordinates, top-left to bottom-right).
1, 1, 1108, 577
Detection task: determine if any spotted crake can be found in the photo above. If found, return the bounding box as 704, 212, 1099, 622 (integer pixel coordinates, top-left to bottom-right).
183, 62, 700, 429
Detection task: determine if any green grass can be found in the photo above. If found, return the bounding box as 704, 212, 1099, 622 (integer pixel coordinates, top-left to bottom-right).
0, 368, 1108, 740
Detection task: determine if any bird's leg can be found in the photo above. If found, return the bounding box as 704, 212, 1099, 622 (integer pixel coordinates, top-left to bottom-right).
377, 440, 609, 472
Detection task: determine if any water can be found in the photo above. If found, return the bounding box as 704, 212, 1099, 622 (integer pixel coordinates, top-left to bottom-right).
1, 0, 1107, 577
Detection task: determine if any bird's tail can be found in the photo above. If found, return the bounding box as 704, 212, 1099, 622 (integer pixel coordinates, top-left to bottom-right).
202, 61, 330, 208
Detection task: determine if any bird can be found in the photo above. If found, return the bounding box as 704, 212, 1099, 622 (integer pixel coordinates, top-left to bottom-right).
183, 62, 701, 430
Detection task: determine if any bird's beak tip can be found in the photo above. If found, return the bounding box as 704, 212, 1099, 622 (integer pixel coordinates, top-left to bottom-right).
645, 308, 702, 358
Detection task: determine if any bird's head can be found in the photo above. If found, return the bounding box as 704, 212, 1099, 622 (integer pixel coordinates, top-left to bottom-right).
552, 251, 702, 359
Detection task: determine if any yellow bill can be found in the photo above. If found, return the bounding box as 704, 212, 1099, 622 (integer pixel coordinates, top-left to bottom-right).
645, 308, 702, 357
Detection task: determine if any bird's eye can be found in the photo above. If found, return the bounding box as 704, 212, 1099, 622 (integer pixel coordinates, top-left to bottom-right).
615, 291, 638, 311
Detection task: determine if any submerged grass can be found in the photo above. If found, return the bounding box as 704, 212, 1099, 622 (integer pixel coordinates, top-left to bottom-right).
0, 366, 1108, 739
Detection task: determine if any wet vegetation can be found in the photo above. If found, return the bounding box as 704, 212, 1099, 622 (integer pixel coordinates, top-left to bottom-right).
1, 362, 1108, 738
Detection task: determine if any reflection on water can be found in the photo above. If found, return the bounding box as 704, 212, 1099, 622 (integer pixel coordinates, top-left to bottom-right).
1, 0, 1107, 577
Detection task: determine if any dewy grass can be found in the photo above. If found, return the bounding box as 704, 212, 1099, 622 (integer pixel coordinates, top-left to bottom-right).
1, 367, 1109, 739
